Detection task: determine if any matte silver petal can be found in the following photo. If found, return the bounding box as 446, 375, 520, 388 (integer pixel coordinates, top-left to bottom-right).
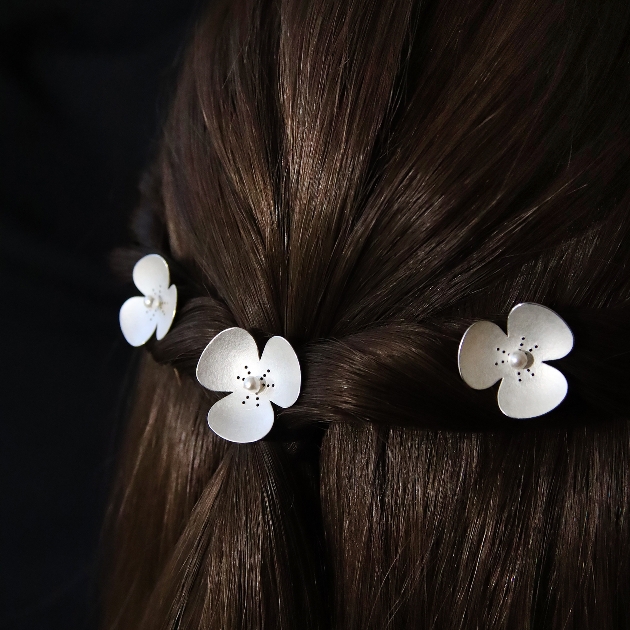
207, 392, 274, 443
498, 362, 568, 418
507, 303, 573, 362
196, 328, 261, 392
458, 320, 509, 390
260, 336, 301, 408
132, 254, 171, 296
119, 296, 157, 347
155, 284, 178, 341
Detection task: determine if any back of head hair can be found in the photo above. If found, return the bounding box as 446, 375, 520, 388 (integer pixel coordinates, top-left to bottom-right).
103, 0, 630, 628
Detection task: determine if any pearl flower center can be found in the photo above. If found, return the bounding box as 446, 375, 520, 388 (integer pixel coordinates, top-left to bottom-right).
144, 295, 161, 309
509, 349, 531, 369
242, 375, 264, 394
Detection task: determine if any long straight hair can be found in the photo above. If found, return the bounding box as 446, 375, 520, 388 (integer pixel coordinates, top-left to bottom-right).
103, 0, 630, 628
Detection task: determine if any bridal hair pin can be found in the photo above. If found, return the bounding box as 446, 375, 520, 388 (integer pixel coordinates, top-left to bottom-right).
458, 303, 573, 418
196, 328, 301, 443
119, 254, 178, 347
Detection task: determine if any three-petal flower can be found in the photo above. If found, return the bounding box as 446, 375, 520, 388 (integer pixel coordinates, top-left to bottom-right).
119, 254, 177, 346
196, 328, 301, 443
458, 303, 573, 418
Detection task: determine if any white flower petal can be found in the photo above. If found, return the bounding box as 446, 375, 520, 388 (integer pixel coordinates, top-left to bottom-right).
458, 320, 510, 390
260, 336, 301, 407
119, 296, 158, 347
507, 303, 573, 361
155, 284, 177, 340
133, 254, 172, 297
196, 327, 261, 392
207, 392, 274, 443
497, 362, 568, 418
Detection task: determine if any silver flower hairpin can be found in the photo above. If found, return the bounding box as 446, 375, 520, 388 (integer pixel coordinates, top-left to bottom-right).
458, 303, 573, 418
119, 254, 177, 346
196, 328, 301, 443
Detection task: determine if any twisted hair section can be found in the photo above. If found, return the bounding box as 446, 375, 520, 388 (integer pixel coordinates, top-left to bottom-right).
104, 0, 630, 628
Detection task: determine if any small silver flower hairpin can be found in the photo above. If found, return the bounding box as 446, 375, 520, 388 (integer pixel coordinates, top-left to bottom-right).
119, 254, 177, 346
196, 328, 301, 443
458, 303, 573, 418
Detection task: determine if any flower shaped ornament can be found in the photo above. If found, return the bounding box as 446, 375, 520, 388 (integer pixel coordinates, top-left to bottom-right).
458, 303, 573, 418
119, 254, 177, 346
196, 328, 301, 443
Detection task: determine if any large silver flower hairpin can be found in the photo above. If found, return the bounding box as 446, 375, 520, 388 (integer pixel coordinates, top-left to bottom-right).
196, 328, 301, 443
119, 254, 177, 346
458, 303, 573, 418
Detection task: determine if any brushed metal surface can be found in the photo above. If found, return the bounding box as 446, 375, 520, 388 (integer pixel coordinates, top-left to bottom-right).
119, 254, 177, 346
196, 328, 301, 443
458, 303, 573, 419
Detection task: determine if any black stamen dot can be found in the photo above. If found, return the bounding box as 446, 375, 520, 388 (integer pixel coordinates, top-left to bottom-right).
495, 362, 498, 366
531, 373, 535, 376
534, 345, 538, 348
527, 369, 530, 372
519, 343, 523, 346
501, 361, 505, 363
256, 397, 259, 400
246, 396, 249, 399
256, 404, 259, 407
267, 369, 270, 372
244, 366, 248, 369
502, 350, 506, 354
272, 384, 275, 387
237, 376, 241, 379
242, 401, 245, 404
248, 371, 251, 374
517, 372, 521, 375
522, 337, 525, 340
519, 378, 522, 382
260, 377, 263, 380
497, 348, 500, 351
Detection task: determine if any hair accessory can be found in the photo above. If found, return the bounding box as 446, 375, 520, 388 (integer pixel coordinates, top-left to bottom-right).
458, 303, 573, 418
196, 328, 301, 443
119, 254, 177, 347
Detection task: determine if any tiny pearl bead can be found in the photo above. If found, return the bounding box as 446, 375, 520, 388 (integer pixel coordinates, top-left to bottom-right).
243, 376, 258, 391
144, 296, 154, 308
509, 350, 528, 369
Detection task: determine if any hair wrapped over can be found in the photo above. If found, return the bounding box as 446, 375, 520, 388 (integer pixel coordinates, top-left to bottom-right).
104, 0, 630, 628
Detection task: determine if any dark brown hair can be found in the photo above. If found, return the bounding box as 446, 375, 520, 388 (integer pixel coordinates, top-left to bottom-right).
104, 0, 630, 628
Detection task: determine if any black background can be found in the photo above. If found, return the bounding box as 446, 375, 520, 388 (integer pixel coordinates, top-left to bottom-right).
0, 1, 200, 627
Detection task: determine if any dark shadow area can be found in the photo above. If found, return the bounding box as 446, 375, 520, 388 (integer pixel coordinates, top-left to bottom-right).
0, 1, 201, 627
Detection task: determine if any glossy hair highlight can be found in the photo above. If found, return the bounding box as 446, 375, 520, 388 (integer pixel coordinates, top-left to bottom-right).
104, 0, 630, 628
